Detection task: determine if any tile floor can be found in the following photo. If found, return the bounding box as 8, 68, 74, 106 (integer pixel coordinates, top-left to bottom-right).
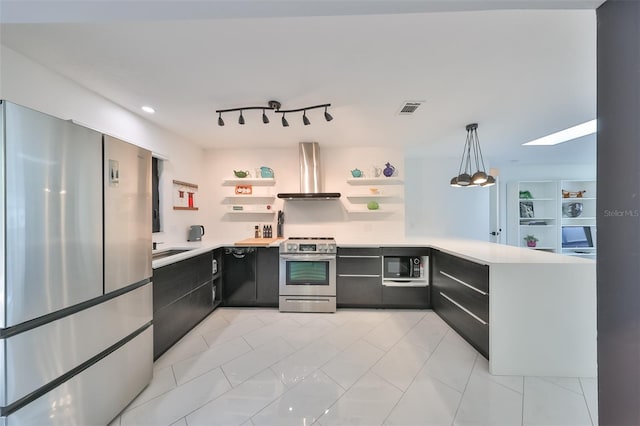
110, 308, 598, 426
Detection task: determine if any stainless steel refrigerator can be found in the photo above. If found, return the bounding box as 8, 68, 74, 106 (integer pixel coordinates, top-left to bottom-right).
0, 101, 153, 425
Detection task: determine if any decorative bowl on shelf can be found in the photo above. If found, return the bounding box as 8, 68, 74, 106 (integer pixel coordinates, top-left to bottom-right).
234, 170, 250, 178
563, 202, 583, 217
367, 201, 379, 210
369, 187, 379, 194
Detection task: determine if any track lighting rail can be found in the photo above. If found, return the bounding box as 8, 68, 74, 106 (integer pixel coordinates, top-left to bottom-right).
216, 100, 333, 126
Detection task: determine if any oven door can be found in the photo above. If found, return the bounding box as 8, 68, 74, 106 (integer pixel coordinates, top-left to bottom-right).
279, 254, 336, 297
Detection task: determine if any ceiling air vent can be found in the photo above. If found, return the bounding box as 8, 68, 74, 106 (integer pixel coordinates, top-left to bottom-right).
397, 100, 424, 115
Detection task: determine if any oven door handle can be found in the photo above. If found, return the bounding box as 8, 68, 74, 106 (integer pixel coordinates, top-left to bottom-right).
279, 254, 336, 261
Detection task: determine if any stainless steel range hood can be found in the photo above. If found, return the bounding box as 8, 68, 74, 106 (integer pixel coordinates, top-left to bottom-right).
277, 142, 341, 200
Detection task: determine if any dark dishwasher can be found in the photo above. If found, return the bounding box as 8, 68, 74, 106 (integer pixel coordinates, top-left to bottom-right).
222, 247, 257, 305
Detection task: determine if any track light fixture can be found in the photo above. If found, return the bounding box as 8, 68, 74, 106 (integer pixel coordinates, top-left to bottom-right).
450, 123, 495, 188
324, 106, 333, 122
216, 100, 333, 126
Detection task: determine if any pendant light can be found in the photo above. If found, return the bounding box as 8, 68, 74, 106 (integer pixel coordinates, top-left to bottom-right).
238, 110, 245, 125
450, 123, 494, 188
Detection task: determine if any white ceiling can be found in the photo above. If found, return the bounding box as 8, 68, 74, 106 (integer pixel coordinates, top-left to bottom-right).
0, 1, 603, 164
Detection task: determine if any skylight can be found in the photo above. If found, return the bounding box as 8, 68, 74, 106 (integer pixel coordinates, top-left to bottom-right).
522, 119, 597, 146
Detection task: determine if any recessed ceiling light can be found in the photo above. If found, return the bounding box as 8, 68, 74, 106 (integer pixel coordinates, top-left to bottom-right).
141, 106, 155, 114
522, 119, 596, 146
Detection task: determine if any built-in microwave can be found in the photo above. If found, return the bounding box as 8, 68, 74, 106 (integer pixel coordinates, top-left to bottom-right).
382, 256, 428, 286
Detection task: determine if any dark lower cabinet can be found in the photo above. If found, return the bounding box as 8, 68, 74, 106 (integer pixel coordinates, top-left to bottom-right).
153, 251, 216, 360
256, 247, 279, 306
431, 250, 489, 359
222, 246, 279, 307
381, 285, 430, 308
337, 248, 382, 307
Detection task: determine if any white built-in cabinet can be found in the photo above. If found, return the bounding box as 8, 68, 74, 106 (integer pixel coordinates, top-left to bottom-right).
507, 180, 596, 258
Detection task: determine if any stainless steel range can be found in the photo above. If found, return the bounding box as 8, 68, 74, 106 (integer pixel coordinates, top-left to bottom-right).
279, 237, 337, 313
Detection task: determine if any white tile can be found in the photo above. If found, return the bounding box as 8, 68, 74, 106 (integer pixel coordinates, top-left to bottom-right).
202, 316, 266, 347
190, 312, 230, 336
222, 337, 295, 386
540, 377, 584, 395
453, 370, 523, 426
279, 317, 336, 349
473, 356, 524, 395
399, 314, 449, 354
580, 377, 598, 425
242, 318, 301, 349
322, 320, 376, 350
523, 377, 592, 426
218, 308, 264, 324
186, 369, 287, 426
154, 334, 209, 371
385, 375, 462, 426
419, 331, 477, 393
270, 338, 342, 387
316, 372, 403, 426
321, 339, 385, 390
252, 370, 345, 426
121, 368, 231, 426
387, 309, 427, 326
363, 316, 416, 352
170, 419, 187, 426
371, 340, 431, 391
172, 336, 253, 385
125, 365, 177, 411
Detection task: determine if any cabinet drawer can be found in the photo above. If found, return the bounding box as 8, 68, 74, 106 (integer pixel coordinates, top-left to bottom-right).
382, 285, 430, 308
434, 251, 489, 294
154, 280, 214, 359
433, 290, 489, 358
153, 252, 213, 311
432, 270, 488, 323
337, 248, 381, 276
337, 276, 382, 306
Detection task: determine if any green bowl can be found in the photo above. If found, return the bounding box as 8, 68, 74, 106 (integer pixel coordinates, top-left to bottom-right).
367, 201, 379, 210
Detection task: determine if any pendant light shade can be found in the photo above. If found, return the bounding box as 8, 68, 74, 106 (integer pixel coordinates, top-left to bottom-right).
450, 123, 494, 188
218, 112, 224, 126
262, 109, 269, 124
303, 111, 311, 125
282, 114, 289, 127
238, 111, 245, 125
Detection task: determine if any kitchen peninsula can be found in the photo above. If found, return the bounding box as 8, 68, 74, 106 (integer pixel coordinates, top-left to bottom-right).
153, 237, 596, 378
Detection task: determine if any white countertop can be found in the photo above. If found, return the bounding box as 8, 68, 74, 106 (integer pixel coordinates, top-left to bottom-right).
152, 237, 594, 269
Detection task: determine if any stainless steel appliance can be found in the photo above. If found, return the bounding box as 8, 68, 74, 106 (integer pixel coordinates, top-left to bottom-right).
188, 224, 205, 241
277, 142, 341, 200
279, 237, 337, 313
0, 101, 153, 425
382, 255, 429, 287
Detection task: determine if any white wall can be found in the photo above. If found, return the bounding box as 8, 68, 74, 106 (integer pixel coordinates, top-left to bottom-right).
0, 45, 206, 243
202, 146, 405, 242
405, 156, 491, 241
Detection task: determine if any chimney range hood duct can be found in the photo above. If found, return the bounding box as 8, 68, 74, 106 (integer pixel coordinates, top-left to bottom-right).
277, 142, 341, 200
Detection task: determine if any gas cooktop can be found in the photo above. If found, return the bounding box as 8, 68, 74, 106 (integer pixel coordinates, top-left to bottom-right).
280, 237, 337, 254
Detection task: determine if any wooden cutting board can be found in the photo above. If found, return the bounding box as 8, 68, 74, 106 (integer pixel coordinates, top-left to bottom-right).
234, 237, 282, 246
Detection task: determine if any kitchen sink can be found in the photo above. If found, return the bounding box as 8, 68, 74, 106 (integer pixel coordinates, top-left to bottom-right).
152, 249, 192, 260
